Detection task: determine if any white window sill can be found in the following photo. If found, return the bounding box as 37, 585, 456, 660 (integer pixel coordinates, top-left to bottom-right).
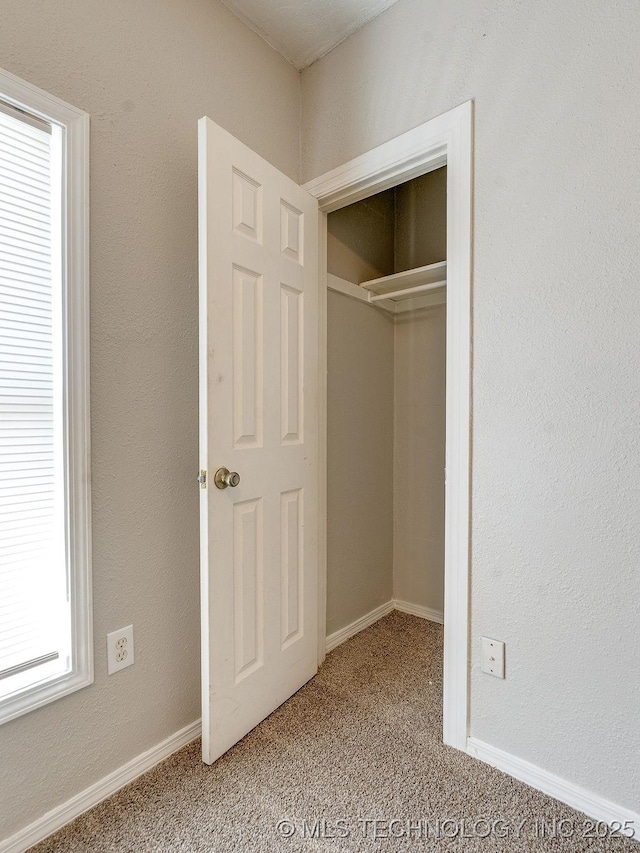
0, 668, 93, 726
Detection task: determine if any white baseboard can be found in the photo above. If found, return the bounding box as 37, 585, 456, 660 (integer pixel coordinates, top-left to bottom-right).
325, 598, 444, 654
6, 660, 636, 852
325, 600, 394, 652
1, 719, 202, 853
467, 737, 640, 842
393, 599, 444, 624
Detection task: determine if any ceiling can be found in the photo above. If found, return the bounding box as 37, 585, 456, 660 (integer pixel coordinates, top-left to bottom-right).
219, 0, 401, 70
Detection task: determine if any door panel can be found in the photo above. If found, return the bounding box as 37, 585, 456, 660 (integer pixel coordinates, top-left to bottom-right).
198, 118, 319, 764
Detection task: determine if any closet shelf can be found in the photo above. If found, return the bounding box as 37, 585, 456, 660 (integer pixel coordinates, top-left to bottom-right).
360, 260, 446, 304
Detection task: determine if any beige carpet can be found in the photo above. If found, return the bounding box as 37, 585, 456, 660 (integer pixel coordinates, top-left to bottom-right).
31, 612, 636, 852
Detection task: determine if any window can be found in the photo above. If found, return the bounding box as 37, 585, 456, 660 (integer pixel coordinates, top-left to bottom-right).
0, 67, 91, 724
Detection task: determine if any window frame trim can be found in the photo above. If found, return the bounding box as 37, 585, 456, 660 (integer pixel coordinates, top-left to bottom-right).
0, 65, 92, 725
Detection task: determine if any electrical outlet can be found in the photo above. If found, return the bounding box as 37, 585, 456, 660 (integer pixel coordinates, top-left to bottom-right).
107, 625, 134, 674
481, 636, 505, 679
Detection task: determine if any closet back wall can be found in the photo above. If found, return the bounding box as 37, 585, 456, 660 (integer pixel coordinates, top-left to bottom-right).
0, 0, 300, 839
393, 168, 447, 615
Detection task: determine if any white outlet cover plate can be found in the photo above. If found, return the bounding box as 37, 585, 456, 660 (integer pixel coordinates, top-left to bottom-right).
481, 636, 505, 679
107, 624, 134, 675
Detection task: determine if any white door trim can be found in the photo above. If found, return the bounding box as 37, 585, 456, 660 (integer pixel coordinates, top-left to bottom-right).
303, 100, 473, 752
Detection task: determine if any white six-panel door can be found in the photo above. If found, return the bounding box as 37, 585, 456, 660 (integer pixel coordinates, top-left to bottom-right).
198, 118, 319, 764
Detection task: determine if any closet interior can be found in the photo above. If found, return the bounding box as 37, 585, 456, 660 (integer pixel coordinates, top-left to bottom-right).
326, 166, 447, 638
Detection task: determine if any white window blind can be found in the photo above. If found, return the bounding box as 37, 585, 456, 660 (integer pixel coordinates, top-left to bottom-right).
0, 103, 71, 699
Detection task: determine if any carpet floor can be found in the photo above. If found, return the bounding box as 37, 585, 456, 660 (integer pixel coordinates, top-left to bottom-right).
30, 611, 636, 852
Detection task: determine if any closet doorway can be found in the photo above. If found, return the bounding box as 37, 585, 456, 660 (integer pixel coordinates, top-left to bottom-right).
326, 166, 447, 623
304, 102, 472, 750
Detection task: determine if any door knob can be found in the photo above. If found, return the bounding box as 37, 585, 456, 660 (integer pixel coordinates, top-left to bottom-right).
214, 467, 240, 489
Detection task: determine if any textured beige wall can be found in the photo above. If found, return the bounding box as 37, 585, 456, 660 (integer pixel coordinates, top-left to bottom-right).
0, 0, 300, 839
326, 291, 394, 635
327, 189, 395, 284
302, 0, 640, 810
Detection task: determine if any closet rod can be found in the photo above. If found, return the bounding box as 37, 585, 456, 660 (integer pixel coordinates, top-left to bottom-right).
368, 279, 446, 303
